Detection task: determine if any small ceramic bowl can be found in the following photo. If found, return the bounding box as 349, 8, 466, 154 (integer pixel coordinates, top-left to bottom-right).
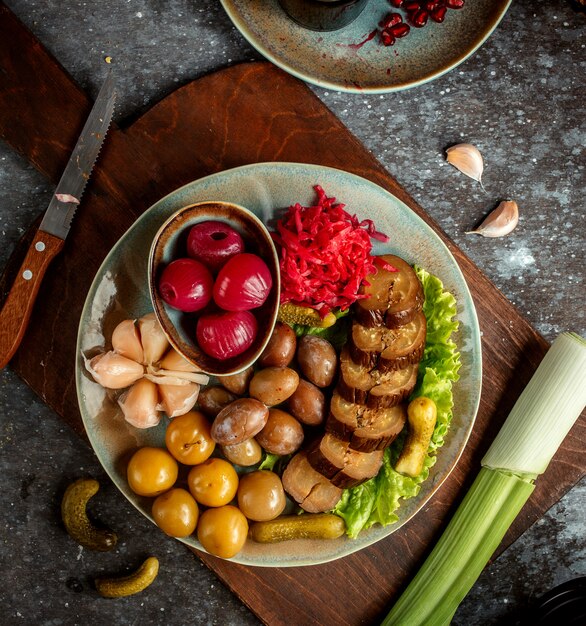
277, 0, 370, 31
148, 201, 280, 376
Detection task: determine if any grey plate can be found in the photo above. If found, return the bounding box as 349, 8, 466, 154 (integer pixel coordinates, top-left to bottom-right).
76, 162, 482, 566
221, 0, 511, 93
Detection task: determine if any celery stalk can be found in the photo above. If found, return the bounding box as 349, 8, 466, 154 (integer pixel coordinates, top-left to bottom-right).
382, 333, 586, 625
482, 332, 586, 475
382, 468, 534, 626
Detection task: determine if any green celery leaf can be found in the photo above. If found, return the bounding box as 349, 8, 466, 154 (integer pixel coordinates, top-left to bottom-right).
259, 453, 280, 471
258, 452, 292, 474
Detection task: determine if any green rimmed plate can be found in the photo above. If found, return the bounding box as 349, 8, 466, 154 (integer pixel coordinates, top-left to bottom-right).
221, 0, 511, 93
76, 162, 481, 566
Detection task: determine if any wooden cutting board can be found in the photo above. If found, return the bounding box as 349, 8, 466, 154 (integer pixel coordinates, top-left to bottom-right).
1, 5, 584, 625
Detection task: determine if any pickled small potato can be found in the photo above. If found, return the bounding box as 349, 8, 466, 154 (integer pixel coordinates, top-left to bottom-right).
221, 438, 263, 467
237, 470, 286, 522
197, 505, 249, 559
288, 379, 326, 426
165, 410, 215, 465
152, 488, 199, 538
297, 336, 337, 388
259, 322, 297, 367
127, 447, 178, 497
249, 367, 299, 406
188, 458, 239, 507
219, 366, 254, 396
256, 408, 304, 456
198, 386, 237, 418
211, 398, 269, 445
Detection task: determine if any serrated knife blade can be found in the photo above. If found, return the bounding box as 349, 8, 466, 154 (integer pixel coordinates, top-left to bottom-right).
0, 71, 116, 369
40, 70, 116, 239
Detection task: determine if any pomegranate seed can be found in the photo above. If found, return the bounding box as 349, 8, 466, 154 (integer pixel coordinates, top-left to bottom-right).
390, 23, 410, 38
402, 1, 420, 11
405, 9, 418, 22
380, 29, 396, 46
380, 12, 403, 28
431, 5, 447, 21
410, 9, 429, 27
377, 0, 459, 50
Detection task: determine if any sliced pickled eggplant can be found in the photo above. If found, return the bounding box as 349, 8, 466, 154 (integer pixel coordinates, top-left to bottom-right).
303, 482, 343, 514
337, 348, 418, 409
349, 311, 427, 372
307, 433, 384, 489
306, 433, 345, 479
326, 392, 407, 452
355, 255, 424, 329
282, 451, 342, 513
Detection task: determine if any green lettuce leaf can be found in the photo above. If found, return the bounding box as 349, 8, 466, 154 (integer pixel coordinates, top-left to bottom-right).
333, 266, 461, 537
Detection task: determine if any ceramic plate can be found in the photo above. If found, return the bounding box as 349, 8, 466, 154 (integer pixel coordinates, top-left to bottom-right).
76, 162, 481, 567
221, 0, 511, 93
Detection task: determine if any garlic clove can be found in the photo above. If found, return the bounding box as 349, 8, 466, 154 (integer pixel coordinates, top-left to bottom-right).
84, 351, 144, 389
159, 348, 200, 373
138, 312, 169, 365
446, 143, 484, 185
118, 378, 161, 428
145, 366, 210, 387
157, 383, 200, 418
466, 200, 519, 238
111, 319, 144, 364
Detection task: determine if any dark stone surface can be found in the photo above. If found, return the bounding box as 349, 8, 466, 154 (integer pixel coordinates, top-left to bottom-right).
0, 0, 584, 624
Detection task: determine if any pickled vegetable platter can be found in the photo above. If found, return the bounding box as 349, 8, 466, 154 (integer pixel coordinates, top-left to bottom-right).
76, 162, 481, 566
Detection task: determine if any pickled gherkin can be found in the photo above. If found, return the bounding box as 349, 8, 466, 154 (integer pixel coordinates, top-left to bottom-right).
249, 513, 345, 543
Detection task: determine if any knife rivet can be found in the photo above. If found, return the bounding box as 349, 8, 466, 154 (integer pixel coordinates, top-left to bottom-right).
35, 242, 46, 252
23, 270, 33, 281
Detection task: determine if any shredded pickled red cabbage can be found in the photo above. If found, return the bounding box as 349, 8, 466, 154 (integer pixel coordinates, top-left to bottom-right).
271, 186, 391, 316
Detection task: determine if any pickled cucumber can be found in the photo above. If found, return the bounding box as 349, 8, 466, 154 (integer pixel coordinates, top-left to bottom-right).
277, 303, 337, 329
395, 396, 437, 478
249, 513, 345, 543
95, 557, 159, 598
61, 478, 117, 551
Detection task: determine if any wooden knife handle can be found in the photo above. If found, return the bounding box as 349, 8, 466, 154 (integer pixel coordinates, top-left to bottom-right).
0, 229, 64, 368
